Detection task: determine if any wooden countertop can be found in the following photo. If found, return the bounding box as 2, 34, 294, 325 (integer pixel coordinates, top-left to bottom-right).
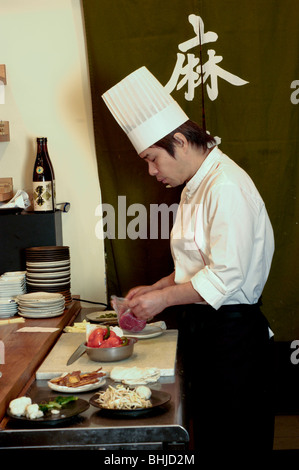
0, 300, 81, 424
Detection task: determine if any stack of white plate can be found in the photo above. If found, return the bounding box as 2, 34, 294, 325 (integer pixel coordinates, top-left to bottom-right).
0, 271, 26, 318
16, 292, 65, 319
25, 246, 72, 306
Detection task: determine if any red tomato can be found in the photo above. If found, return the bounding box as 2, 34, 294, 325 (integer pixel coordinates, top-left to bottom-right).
99, 336, 122, 348
87, 327, 107, 348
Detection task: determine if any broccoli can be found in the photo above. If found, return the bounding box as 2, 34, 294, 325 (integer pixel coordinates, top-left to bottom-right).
38, 395, 78, 413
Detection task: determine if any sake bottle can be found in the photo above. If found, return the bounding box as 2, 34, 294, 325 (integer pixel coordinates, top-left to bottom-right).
32, 137, 56, 212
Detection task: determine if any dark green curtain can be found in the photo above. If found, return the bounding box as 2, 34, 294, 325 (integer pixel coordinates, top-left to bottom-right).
82, 0, 299, 341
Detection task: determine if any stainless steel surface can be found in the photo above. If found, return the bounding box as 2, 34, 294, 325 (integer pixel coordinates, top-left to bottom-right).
1, 374, 189, 450
85, 338, 136, 362
0, 306, 189, 450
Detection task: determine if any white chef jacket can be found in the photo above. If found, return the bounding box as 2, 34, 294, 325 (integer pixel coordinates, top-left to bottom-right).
170, 146, 274, 310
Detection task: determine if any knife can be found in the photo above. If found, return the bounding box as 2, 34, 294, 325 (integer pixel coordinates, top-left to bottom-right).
66, 342, 87, 366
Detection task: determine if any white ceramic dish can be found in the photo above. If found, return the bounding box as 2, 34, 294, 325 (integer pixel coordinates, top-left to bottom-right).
123, 325, 163, 339
18, 310, 64, 319
16, 293, 64, 302
48, 376, 106, 393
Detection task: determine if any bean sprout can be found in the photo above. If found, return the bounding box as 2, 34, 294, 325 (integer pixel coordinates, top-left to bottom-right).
95, 385, 152, 410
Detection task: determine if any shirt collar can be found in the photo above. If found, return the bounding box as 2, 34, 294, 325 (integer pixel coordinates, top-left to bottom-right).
185, 146, 220, 196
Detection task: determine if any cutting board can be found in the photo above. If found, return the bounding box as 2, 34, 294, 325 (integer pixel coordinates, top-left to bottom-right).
36, 329, 178, 379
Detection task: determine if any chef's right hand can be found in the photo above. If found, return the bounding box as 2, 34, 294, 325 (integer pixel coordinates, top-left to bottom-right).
125, 285, 154, 300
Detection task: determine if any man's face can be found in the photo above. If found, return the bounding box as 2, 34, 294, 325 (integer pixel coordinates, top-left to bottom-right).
139, 145, 189, 187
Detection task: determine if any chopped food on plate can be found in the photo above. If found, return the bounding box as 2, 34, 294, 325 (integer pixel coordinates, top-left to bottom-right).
64, 319, 90, 333
8, 395, 78, 419
110, 366, 160, 384
94, 384, 152, 410
49, 369, 105, 388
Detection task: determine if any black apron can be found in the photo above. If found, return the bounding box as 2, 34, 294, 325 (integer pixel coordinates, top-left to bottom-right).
179, 302, 275, 452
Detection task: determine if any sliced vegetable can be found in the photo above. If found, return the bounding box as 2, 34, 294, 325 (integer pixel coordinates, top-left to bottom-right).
104, 325, 110, 340
38, 395, 77, 413
121, 336, 129, 346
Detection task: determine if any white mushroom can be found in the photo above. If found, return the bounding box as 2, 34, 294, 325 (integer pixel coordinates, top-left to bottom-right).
25, 403, 44, 420
9, 397, 32, 416
136, 385, 152, 400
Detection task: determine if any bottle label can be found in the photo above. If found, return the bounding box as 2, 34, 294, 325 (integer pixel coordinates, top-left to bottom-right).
32, 181, 54, 211
36, 166, 44, 175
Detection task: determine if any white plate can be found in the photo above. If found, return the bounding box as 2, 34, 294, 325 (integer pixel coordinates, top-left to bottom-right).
123, 325, 163, 339
26, 267, 70, 273
26, 261, 70, 267
0, 305, 17, 311
17, 306, 65, 312
18, 300, 65, 308
26, 277, 70, 284
48, 377, 106, 393
17, 293, 64, 302
26, 271, 70, 278
18, 311, 64, 319
0, 312, 16, 318
26, 281, 70, 287
2, 271, 26, 277
18, 307, 65, 315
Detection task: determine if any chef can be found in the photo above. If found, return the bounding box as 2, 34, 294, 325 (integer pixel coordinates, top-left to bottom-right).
102, 67, 275, 452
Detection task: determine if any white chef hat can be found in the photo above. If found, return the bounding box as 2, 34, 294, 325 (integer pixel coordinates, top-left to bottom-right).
102, 66, 189, 154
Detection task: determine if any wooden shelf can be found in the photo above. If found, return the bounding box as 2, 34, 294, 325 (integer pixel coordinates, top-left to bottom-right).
0, 121, 9, 142
0, 66, 9, 142
0, 65, 6, 84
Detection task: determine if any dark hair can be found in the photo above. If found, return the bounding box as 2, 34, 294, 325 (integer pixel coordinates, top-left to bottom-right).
152, 120, 216, 157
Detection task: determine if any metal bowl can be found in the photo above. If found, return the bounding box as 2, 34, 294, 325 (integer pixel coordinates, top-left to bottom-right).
85, 338, 137, 362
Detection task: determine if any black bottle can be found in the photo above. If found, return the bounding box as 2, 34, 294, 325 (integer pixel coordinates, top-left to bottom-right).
32, 137, 55, 212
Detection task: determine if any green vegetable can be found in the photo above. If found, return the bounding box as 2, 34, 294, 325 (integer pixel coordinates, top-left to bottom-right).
104, 325, 110, 340
99, 313, 116, 319
38, 395, 78, 413
121, 336, 128, 346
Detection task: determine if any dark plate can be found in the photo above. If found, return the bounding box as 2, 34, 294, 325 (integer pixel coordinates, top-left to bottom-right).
7, 397, 89, 424
89, 389, 171, 417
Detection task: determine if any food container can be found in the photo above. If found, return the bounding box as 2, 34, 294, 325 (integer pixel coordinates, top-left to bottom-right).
85, 338, 137, 362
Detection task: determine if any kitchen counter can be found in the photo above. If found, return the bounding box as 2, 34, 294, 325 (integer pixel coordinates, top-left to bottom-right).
0, 306, 190, 450
0, 299, 81, 423
36, 329, 178, 378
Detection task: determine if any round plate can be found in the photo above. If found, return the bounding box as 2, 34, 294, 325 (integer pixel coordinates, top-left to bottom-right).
7, 397, 89, 424
18, 311, 64, 319
48, 377, 106, 393
89, 389, 171, 417
17, 292, 64, 302
123, 325, 163, 339
26, 261, 70, 267
86, 310, 118, 324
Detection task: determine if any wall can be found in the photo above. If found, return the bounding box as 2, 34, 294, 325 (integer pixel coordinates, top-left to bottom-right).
0, 0, 106, 303
83, 0, 299, 341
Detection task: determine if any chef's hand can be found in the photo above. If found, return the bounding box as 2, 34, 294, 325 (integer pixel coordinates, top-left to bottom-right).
125, 285, 154, 300
126, 273, 176, 301
127, 290, 167, 321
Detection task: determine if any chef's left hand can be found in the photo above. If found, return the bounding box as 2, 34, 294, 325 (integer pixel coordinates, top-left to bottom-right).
127, 290, 167, 321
